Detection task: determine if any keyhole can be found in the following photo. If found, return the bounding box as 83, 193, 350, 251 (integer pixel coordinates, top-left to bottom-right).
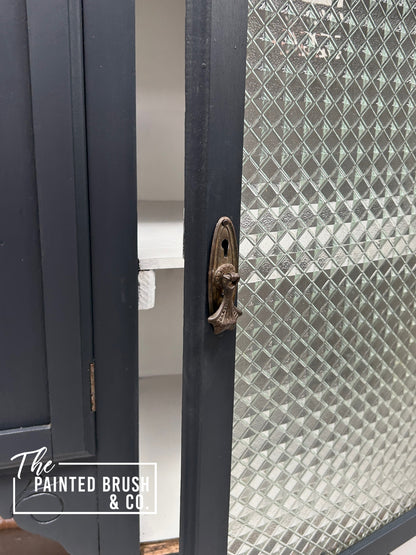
222, 239, 229, 257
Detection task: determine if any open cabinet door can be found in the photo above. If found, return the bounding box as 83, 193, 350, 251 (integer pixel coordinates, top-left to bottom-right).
181, 1, 416, 554
0, 1, 138, 553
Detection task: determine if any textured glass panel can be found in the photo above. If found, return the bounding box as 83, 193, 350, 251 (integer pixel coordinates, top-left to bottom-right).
228, 1, 416, 553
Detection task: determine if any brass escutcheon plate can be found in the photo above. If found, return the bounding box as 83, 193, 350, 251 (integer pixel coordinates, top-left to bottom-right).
207, 217, 241, 334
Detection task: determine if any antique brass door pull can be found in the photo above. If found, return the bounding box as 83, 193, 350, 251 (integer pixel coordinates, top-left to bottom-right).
208, 217, 242, 334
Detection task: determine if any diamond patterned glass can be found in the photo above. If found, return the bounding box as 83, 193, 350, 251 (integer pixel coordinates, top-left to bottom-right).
228, 1, 416, 553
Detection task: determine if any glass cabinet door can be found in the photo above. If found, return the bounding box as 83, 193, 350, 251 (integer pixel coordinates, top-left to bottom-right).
228, 1, 416, 553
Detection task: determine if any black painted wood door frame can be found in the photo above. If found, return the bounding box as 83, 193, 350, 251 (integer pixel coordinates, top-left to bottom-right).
83, 0, 139, 553
179, 1, 416, 554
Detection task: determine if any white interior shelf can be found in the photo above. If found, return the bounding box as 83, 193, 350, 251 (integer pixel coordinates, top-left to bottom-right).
138, 201, 184, 270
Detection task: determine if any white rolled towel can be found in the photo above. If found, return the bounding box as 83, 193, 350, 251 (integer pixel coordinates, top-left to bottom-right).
138, 270, 156, 310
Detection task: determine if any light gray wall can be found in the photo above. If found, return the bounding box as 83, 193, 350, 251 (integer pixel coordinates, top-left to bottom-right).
392, 537, 416, 554
139, 269, 183, 378
139, 375, 182, 542
136, 0, 185, 202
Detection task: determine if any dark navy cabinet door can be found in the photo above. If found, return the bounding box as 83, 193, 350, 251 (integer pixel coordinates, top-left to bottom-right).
0, 0, 94, 469
0, 1, 138, 554
180, 1, 416, 554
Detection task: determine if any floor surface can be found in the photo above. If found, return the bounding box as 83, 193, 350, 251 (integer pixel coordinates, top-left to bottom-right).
0, 528, 69, 555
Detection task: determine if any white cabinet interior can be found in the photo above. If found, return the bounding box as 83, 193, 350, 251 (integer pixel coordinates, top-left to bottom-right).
136, 0, 185, 544
392, 537, 416, 555
139, 375, 182, 544
138, 202, 184, 270
136, 0, 184, 204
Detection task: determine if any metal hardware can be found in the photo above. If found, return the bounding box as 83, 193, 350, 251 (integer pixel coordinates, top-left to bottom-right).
208, 217, 242, 334
89, 362, 96, 412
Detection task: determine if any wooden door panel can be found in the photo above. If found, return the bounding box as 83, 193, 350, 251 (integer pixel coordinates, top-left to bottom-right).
0, 0, 94, 467
0, 1, 138, 553
0, 0, 50, 432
